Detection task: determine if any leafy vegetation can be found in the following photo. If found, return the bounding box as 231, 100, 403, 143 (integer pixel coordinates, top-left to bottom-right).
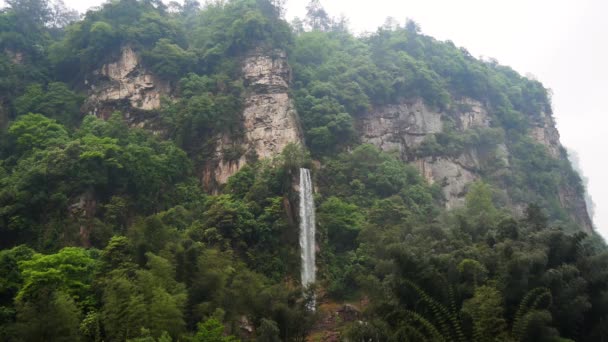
0, 0, 604, 341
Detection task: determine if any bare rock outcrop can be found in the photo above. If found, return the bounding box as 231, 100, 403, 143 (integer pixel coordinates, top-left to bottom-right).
85, 45, 170, 131
358, 97, 593, 232
68, 191, 98, 247
358, 98, 442, 159
529, 112, 592, 232
203, 49, 304, 190
358, 98, 490, 208
559, 183, 594, 233
4, 49, 24, 64
530, 111, 562, 159
415, 157, 478, 209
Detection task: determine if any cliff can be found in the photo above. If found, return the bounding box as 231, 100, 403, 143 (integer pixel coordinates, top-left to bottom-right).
83, 43, 592, 233
358, 98, 490, 209
202, 48, 304, 189
85, 45, 171, 133
358, 97, 593, 232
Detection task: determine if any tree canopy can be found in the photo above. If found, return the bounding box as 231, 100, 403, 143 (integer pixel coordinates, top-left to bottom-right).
0, 0, 603, 341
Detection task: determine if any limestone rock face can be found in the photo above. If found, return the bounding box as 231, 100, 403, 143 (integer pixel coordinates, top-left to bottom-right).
85, 46, 170, 130
456, 98, 491, 130
203, 49, 303, 190
529, 113, 592, 232
358, 98, 489, 207
559, 183, 594, 233
530, 111, 562, 159
415, 157, 478, 209
358, 99, 442, 158
4, 49, 24, 64
68, 191, 98, 247
358, 97, 593, 232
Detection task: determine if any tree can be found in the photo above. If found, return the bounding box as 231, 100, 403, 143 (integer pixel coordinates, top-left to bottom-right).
257, 319, 280, 342
15, 289, 81, 341
461, 286, 508, 341
525, 203, 548, 231
17, 247, 97, 305
8, 113, 68, 152
144, 38, 195, 79
318, 197, 363, 252
101, 256, 187, 341
15, 82, 83, 126
405, 18, 421, 34
464, 181, 500, 236
305, 0, 330, 31
193, 318, 238, 342
5, 0, 52, 34
49, 0, 79, 28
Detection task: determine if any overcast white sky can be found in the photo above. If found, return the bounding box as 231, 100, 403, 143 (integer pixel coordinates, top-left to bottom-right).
3, 0, 607, 238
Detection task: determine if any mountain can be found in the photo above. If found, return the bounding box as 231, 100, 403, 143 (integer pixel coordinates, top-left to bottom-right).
0, 0, 606, 341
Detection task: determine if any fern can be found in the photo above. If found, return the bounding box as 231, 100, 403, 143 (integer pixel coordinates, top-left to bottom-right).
402, 279, 466, 342
399, 310, 446, 342
512, 287, 552, 340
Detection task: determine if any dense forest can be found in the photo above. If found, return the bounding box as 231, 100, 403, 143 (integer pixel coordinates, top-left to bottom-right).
0, 0, 607, 341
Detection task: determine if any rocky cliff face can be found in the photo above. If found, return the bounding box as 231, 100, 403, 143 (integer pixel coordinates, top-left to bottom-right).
202, 49, 304, 189
357, 98, 443, 159
358, 98, 593, 232
82, 45, 592, 232
528, 112, 593, 231
358, 98, 492, 209
85, 45, 170, 131
530, 111, 562, 159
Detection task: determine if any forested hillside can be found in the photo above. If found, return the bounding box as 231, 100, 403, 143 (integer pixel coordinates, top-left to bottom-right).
0, 0, 606, 341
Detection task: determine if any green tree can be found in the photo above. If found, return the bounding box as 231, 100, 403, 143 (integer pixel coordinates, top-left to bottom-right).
461, 286, 508, 342
256, 318, 280, 342
15, 289, 82, 341
15, 82, 83, 126
17, 247, 97, 306
193, 318, 238, 342
8, 113, 68, 152
318, 197, 363, 252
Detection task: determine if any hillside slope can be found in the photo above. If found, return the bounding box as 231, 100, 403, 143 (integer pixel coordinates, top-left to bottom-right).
0, 0, 605, 341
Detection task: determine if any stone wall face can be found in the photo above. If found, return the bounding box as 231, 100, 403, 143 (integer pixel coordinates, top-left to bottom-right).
357, 98, 593, 232
202, 49, 304, 190
86, 46, 170, 133
358, 98, 490, 209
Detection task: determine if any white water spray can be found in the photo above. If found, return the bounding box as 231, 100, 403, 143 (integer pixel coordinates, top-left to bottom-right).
299, 168, 316, 309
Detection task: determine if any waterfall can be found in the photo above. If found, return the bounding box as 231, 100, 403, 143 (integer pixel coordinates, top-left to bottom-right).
299, 168, 316, 309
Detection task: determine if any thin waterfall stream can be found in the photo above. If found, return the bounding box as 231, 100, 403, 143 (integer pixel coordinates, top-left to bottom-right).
299, 168, 316, 310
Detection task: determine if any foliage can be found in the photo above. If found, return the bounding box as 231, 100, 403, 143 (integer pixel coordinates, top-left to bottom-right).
0, 0, 604, 341
14, 82, 84, 126
193, 318, 238, 342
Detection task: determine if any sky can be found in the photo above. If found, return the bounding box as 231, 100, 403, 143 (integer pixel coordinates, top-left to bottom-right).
3, 0, 607, 238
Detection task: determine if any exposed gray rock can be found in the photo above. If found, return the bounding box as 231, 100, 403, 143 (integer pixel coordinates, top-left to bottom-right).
456, 98, 490, 130
85, 45, 170, 132
4, 49, 24, 64
203, 49, 303, 190
358, 96, 593, 232
68, 191, 98, 247
558, 182, 594, 234
358, 99, 442, 159
415, 157, 478, 209
358, 98, 489, 208
530, 111, 562, 159
529, 112, 592, 232
243, 92, 302, 160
